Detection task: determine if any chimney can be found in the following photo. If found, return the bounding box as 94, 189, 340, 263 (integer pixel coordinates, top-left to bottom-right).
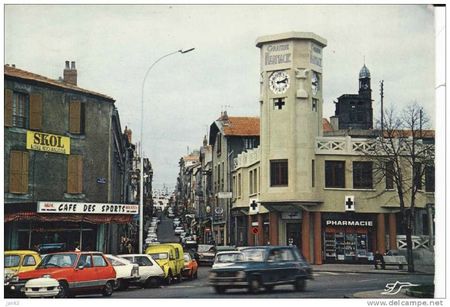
63, 60, 77, 86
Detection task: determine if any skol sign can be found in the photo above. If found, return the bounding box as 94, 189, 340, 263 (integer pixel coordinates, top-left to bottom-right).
26, 131, 70, 155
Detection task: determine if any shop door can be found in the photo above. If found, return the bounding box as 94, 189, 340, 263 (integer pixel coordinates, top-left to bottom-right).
286, 223, 301, 248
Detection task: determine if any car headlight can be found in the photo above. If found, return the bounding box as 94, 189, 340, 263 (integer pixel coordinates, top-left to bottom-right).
42, 274, 52, 278
208, 272, 217, 278
11, 275, 19, 282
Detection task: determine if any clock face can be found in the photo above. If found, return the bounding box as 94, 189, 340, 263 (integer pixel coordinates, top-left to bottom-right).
269, 71, 290, 94
311, 71, 319, 96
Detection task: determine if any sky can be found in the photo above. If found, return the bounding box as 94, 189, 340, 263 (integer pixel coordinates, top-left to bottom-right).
4, 4, 438, 191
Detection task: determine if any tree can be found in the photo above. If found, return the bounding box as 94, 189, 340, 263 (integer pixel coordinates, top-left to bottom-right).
364, 103, 434, 272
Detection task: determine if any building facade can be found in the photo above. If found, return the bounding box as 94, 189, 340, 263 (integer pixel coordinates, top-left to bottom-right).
4, 63, 138, 253
208, 112, 260, 245
229, 32, 434, 265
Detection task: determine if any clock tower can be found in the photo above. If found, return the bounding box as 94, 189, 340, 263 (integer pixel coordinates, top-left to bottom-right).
256, 32, 327, 203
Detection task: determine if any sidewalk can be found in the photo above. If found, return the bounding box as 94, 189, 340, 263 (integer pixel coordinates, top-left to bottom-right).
311, 263, 435, 275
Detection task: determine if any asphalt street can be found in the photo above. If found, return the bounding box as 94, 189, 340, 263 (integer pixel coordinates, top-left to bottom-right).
100, 213, 434, 299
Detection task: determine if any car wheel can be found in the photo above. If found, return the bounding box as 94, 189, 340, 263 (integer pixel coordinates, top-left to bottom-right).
248, 276, 261, 294
102, 281, 114, 297
145, 277, 160, 288
214, 286, 226, 294
165, 271, 173, 285
294, 278, 306, 292
57, 281, 69, 298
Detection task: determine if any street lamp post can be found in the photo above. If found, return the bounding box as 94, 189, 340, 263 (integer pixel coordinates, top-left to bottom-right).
139, 48, 195, 253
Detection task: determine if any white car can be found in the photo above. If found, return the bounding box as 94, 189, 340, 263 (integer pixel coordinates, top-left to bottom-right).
119, 254, 164, 288
174, 226, 184, 235
105, 254, 139, 290
147, 232, 158, 239
23, 277, 60, 298
212, 251, 245, 269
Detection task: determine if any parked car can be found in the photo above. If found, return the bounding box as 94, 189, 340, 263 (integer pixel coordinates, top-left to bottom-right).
145, 244, 183, 284
5, 250, 42, 297
105, 254, 139, 290
208, 246, 313, 294
197, 244, 216, 266
182, 252, 198, 280
6, 251, 116, 298
23, 277, 60, 298
37, 243, 67, 255
118, 254, 164, 288
173, 219, 181, 228
212, 251, 245, 269
174, 226, 184, 235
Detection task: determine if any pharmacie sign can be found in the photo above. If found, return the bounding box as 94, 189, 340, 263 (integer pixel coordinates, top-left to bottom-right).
38, 201, 139, 215
325, 219, 374, 227
26, 131, 70, 155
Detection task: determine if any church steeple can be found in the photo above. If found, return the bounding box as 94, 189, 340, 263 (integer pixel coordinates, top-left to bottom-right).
358, 64, 371, 98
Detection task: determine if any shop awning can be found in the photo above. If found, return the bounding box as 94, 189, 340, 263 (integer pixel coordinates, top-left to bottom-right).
5, 212, 133, 224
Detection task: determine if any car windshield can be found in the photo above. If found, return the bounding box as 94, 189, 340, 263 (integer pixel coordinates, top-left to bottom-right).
5, 255, 20, 267
38, 253, 77, 268
198, 245, 213, 252
241, 248, 266, 262
216, 253, 245, 263
149, 253, 168, 260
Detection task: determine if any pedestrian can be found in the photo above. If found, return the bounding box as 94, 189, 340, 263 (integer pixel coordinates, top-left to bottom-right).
127, 240, 133, 254
374, 250, 384, 269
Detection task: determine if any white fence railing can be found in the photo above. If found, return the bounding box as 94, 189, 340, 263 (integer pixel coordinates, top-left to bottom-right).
395, 235, 433, 250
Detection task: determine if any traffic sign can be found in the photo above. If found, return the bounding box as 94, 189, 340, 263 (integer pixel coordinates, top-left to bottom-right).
251, 226, 259, 234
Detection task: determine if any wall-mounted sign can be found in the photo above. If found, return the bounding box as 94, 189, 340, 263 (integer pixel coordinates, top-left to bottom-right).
310, 42, 323, 68
281, 212, 302, 220
345, 195, 355, 211
96, 178, 107, 184
325, 220, 374, 227
263, 42, 293, 68
249, 199, 259, 215
217, 192, 232, 199
26, 131, 70, 155
37, 201, 139, 215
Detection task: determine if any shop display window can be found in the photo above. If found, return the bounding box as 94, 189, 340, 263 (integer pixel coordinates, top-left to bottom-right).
323, 230, 369, 262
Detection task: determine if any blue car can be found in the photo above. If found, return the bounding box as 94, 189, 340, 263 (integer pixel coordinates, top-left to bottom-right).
208, 246, 313, 294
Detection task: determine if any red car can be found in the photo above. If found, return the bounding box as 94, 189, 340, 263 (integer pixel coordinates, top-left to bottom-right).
182, 252, 198, 280
8, 251, 116, 298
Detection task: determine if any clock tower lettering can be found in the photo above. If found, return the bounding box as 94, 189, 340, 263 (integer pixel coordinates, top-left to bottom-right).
265, 53, 291, 65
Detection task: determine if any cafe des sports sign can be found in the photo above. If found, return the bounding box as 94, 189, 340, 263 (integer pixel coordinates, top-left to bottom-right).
26, 131, 70, 155
38, 201, 139, 215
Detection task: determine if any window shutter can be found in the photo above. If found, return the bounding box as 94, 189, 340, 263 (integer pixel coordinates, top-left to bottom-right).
68, 155, 82, 193
67, 156, 76, 193
29, 93, 43, 130
69, 100, 81, 134
21, 152, 29, 193
10, 151, 22, 192
77, 156, 83, 193
4, 89, 13, 127
9, 151, 28, 193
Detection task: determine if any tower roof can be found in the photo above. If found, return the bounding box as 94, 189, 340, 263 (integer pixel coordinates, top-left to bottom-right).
359, 64, 371, 79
